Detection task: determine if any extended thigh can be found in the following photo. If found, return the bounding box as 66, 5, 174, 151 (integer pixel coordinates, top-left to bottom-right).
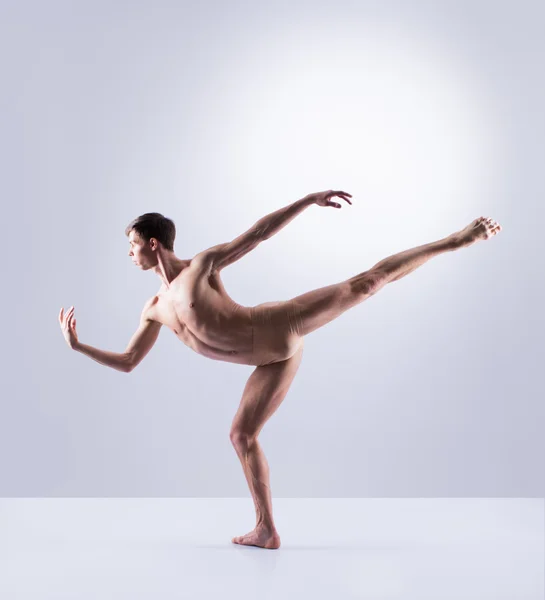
287, 271, 382, 338
230, 341, 304, 442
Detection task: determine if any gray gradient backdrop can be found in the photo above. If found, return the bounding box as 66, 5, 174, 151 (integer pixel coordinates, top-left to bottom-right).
2, 0, 543, 497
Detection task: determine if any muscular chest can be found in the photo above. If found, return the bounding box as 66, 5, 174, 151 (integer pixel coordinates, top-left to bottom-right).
151, 267, 226, 335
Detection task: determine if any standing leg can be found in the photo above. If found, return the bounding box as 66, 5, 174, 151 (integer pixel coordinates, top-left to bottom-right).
230, 341, 304, 549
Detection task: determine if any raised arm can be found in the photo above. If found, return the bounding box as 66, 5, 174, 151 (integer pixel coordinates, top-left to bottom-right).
204, 190, 352, 272
254, 195, 315, 241
59, 299, 162, 373
252, 190, 351, 240
206, 195, 315, 272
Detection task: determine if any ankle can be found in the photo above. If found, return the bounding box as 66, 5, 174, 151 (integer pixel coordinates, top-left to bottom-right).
257, 520, 277, 533
446, 233, 467, 250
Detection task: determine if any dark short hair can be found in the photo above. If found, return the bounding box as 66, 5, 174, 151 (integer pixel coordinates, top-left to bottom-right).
125, 212, 176, 252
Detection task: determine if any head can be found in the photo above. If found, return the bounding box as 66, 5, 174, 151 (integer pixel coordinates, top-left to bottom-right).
125, 212, 176, 269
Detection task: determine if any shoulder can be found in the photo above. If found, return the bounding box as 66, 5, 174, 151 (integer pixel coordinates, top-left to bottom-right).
192, 244, 224, 262
141, 295, 160, 322
191, 245, 224, 273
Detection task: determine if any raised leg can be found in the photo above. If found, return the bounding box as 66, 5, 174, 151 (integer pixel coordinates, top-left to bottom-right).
353, 234, 458, 287
356, 215, 501, 285
286, 216, 502, 338
229, 341, 304, 549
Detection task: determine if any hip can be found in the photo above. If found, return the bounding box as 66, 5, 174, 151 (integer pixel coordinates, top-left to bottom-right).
250, 300, 304, 366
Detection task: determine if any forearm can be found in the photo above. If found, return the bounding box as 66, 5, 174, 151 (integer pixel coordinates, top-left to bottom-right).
73, 342, 132, 373
254, 196, 314, 240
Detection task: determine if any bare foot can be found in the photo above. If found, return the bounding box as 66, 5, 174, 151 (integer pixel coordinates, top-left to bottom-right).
451, 216, 502, 248
231, 524, 281, 549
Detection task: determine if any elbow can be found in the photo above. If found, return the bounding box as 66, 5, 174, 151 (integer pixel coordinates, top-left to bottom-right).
123, 354, 135, 373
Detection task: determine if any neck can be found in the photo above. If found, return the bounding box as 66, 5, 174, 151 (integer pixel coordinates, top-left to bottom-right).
154, 253, 188, 288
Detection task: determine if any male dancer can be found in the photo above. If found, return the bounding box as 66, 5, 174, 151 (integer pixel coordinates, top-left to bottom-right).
59, 190, 502, 549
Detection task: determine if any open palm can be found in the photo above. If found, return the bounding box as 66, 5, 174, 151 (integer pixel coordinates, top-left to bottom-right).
59, 306, 79, 349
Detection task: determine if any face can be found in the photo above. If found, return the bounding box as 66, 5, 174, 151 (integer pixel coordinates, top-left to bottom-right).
128, 231, 156, 269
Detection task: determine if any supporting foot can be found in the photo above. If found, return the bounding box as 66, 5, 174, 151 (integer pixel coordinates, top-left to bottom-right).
231, 524, 281, 549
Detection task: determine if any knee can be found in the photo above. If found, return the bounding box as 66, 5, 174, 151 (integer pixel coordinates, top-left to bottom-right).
229, 429, 256, 451
347, 269, 386, 297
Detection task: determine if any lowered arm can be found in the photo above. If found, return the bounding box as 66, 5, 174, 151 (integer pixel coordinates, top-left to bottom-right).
73, 299, 162, 373
124, 300, 162, 372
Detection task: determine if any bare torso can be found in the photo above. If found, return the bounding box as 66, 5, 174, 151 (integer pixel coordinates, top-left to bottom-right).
146, 253, 302, 367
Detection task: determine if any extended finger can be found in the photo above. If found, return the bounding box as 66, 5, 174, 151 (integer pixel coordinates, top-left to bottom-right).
335, 191, 353, 204
64, 307, 74, 325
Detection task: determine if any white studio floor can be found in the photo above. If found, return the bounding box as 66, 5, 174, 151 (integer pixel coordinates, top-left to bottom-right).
0, 498, 543, 599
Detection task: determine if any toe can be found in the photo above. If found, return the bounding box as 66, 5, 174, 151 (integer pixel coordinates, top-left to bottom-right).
232, 535, 247, 544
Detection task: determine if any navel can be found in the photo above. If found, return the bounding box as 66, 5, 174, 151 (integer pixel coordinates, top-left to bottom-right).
189, 302, 195, 308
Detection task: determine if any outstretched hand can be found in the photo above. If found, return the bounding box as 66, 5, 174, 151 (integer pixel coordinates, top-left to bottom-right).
59, 306, 79, 349
306, 190, 353, 208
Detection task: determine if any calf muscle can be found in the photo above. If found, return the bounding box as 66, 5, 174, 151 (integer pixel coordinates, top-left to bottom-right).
369, 236, 459, 285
